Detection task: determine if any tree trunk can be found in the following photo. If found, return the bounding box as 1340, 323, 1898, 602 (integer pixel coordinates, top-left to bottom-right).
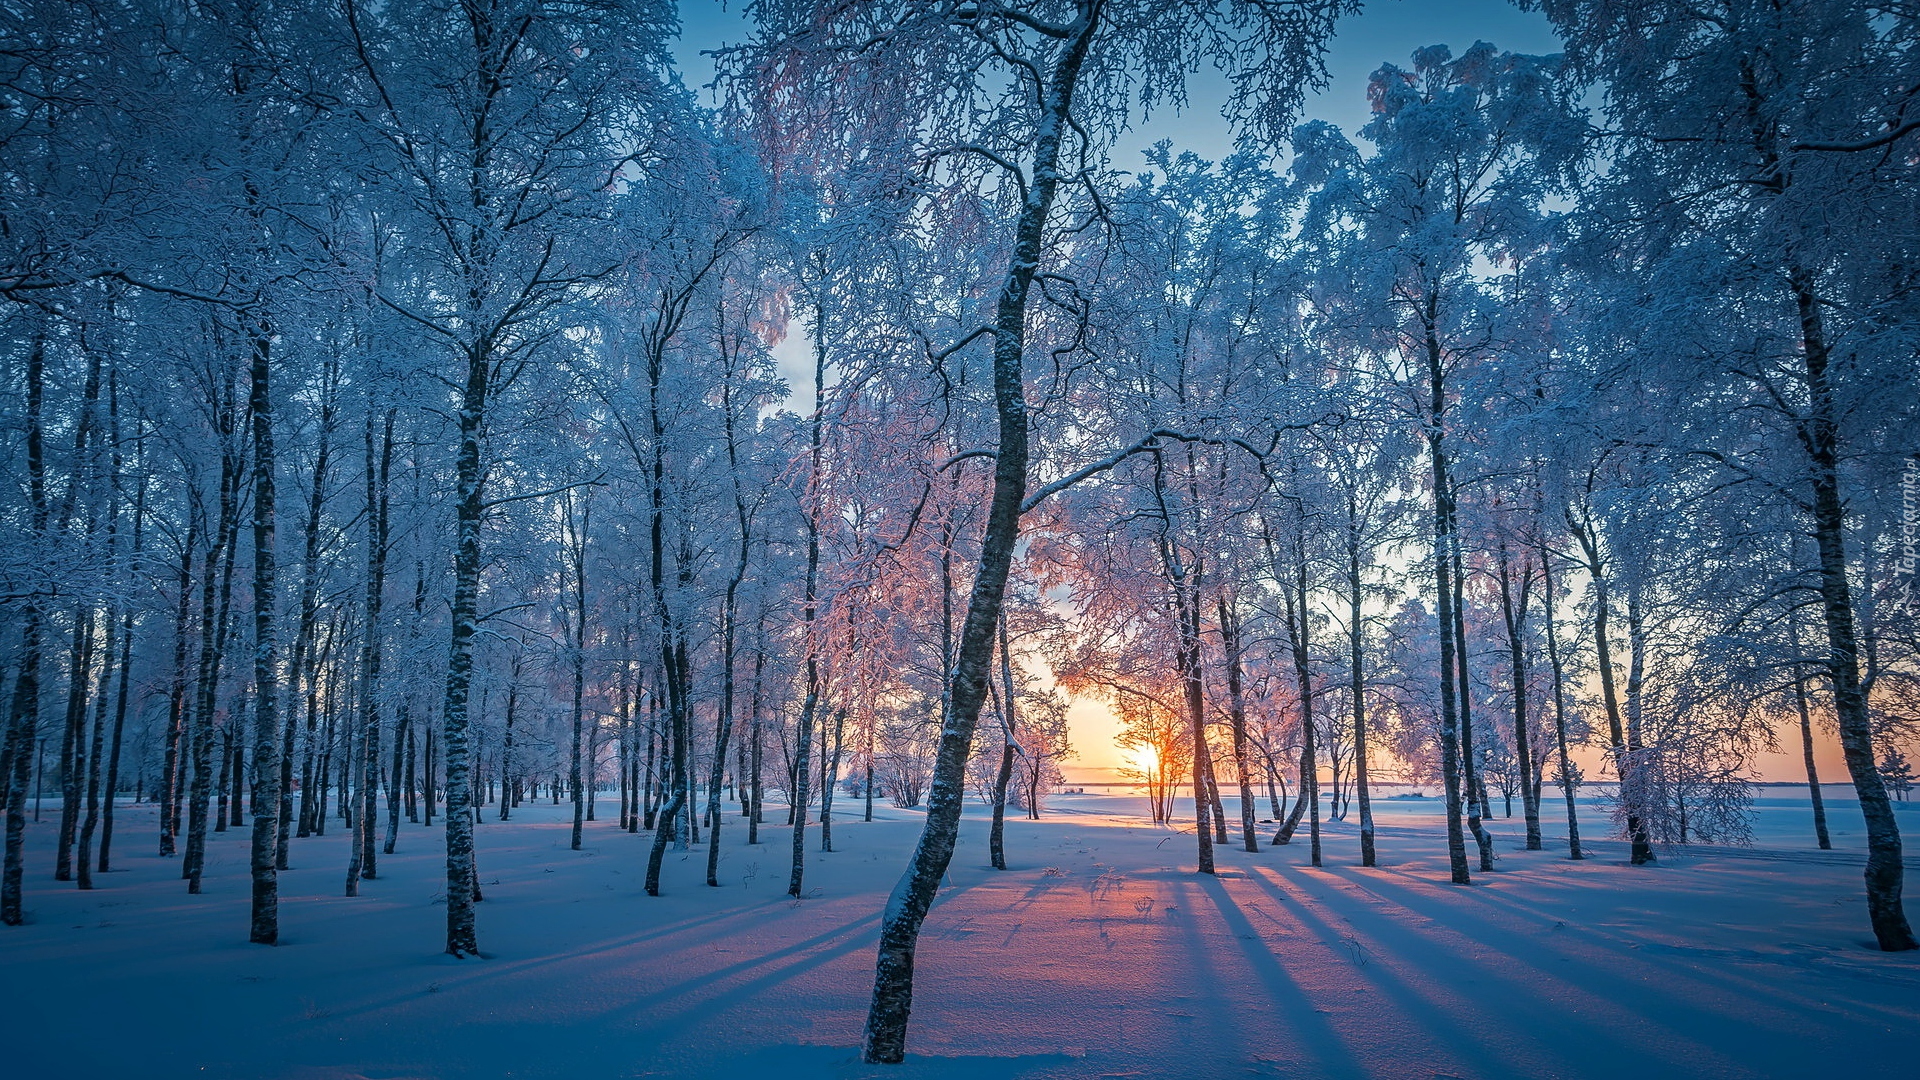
1790, 272, 1914, 949
988, 616, 1018, 870
1451, 538, 1494, 873
1216, 595, 1258, 852
1428, 432, 1470, 885
863, 13, 1092, 1062
821, 708, 845, 853
3, 332, 49, 925
245, 313, 282, 943
186, 400, 242, 893
1273, 558, 1318, 868
56, 606, 95, 880
783, 291, 829, 898
161, 516, 196, 857
1496, 536, 1540, 851
1175, 574, 1215, 873
1571, 509, 1653, 864
99, 470, 142, 873
748, 639, 765, 844
77, 415, 124, 892
437, 336, 487, 956
1345, 507, 1376, 867
568, 493, 590, 852
1536, 515, 1584, 861
1794, 676, 1832, 850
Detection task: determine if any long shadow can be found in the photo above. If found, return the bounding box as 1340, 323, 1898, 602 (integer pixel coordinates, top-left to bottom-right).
1352, 866, 1816, 1002
1252, 866, 1761, 1077
1236, 866, 1562, 1078
320, 897, 888, 1027
1192, 873, 1369, 1079
1352, 864, 1920, 1030
618, 909, 887, 1032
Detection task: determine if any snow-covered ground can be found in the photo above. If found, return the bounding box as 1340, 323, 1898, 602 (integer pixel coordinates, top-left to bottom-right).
3, 790, 1917, 1079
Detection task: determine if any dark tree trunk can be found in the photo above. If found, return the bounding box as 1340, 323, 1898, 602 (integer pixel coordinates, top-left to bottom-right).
783, 292, 829, 898
1427, 400, 1469, 883
1536, 516, 1584, 861
56, 606, 95, 880
748, 639, 765, 844
244, 309, 282, 943
1795, 676, 1832, 849
99, 467, 143, 873
988, 617, 1018, 870
348, 404, 391, 895
821, 708, 845, 853
79, 379, 127, 890
186, 393, 242, 893
1219, 595, 1259, 854
55, 345, 105, 885
1174, 571, 1215, 873
1496, 536, 1541, 851
1452, 539, 1494, 873
4, 332, 49, 925
567, 493, 590, 852
1343, 503, 1376, 867
160, 516, 196, 857
436, 333, 486, 955
77, 599, 116, 891
1789, 272, 1913, 949
1273, 557, 1318, 868
863, 13, 1093, 1062
1571, 509, 1653, 865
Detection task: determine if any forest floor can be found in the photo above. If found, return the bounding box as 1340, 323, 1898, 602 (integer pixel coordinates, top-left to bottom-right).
3, 790, 1918, 1079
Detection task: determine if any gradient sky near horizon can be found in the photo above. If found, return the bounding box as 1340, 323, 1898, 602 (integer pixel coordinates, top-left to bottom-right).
662, 3, 1851, 786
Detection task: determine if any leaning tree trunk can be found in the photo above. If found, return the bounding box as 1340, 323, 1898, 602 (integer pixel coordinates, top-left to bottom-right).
862, 14, 1092, 1063
1790, 271, 1914, 950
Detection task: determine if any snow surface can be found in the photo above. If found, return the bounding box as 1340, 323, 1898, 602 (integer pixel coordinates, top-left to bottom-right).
3, 792, 1917, 1079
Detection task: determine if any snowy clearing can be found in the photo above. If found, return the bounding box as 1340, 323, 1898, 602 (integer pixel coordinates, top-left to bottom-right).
3, 793, 1917, 1079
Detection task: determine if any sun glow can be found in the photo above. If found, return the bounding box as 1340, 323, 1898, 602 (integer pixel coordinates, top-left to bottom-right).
1127, 743, 1160, 780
